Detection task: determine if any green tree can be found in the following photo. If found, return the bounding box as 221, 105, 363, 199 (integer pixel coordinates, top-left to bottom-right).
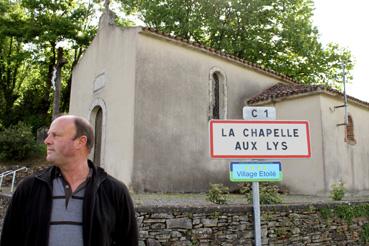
0, 0, 98, 128
122, 0, 353, 88
0, 0, 32, 126
20, 0, 98, 115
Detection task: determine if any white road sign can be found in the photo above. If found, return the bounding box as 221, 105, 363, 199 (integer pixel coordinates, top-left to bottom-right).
243, 107, 276, 120
209, 120, 311, 159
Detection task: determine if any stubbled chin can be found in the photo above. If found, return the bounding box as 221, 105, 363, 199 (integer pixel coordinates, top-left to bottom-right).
46, 155, 53, 162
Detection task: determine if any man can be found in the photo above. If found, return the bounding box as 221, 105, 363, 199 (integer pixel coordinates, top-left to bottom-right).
1, 115, 138, 246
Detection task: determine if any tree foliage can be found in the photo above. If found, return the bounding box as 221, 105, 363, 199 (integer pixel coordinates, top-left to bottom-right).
122, 0, 353, 87
0, 0, 99, 129
0, 1, 30, 126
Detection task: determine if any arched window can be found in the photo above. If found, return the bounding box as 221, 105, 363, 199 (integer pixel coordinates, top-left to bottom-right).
209, 68, 227, 120
345, 115, 356, 144
212, 73, 220, 119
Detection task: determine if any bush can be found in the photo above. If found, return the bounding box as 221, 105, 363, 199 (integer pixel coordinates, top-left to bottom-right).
330, 181, 345, 201
206, 183, 229, 205
237, 182, 288, 195
361, 223, 369, 243
0, 122, 43, 161
243, 183, 283, 204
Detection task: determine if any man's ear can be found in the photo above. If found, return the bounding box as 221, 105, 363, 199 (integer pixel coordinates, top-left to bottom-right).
76, 135, 88, 149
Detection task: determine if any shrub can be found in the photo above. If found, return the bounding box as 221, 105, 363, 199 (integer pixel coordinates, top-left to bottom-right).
330, 181, 345, 201
244, 183, 283, 204
0, 122, 43, 161
206, 183, 229, 205
237, 182, 288, 195
361, 223, 369, 243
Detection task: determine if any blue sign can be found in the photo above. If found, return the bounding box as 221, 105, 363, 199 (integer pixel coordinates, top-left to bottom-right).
230, 162, 282, 182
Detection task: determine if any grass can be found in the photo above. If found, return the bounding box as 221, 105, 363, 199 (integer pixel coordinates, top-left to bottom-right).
132, 193, 369, 206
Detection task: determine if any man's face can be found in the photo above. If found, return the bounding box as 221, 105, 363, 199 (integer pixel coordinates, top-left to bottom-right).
44, 117, 78, 166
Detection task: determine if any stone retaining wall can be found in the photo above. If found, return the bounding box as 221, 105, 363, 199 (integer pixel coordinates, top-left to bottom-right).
137, 202, 369, 245
1, 195, 368, 245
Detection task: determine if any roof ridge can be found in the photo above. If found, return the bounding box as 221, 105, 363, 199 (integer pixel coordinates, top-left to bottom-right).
141, 27, 301, 85
247, 83, 369, 108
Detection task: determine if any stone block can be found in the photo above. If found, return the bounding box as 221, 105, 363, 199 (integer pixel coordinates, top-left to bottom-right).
151, 213, 174, 219
170, 231, 182, 238
225, 234, 237, 240
146, 238, 161, 246
145, 219, 166, 223
167, 218, 192, 229
193, 228, 212, 239
151, 223, 166, 230
139, 230, 149, 237
292, 227, 300, 234
202, 218, 218, 227
193, 218, 201, 225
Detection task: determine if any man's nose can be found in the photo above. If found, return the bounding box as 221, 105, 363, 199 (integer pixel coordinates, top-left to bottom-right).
44, 135, 51, 145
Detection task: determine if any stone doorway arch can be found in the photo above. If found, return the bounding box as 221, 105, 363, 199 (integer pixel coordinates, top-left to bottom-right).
93, 106, 103, 166
88, 98, 107, 167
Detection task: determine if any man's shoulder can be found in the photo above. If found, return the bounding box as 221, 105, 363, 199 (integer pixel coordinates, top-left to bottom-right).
96, 167, 130, 196
16, 166, 53, 190
101, 172, 128, 190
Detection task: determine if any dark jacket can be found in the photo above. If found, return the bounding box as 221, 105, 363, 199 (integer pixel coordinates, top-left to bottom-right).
1, 161, 138, 246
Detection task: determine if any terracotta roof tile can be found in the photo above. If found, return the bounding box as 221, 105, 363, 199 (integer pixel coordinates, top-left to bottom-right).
247, 83, 369, 108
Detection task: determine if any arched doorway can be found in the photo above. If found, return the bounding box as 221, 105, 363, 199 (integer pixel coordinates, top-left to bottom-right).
93, 106, 103, 166
88, 98, 107, 167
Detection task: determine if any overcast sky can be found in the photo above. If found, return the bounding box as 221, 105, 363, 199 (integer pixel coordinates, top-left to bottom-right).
313, 0, 369, 101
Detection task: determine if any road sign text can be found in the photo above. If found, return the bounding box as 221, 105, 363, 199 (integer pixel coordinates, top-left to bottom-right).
210, 120, 311, 159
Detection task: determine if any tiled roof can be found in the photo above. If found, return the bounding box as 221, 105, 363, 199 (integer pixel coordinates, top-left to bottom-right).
141, 27, 299, 85
247, 83, 369, 108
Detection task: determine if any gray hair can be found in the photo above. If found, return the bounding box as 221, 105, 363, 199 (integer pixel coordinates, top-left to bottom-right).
73, 116, 94, 152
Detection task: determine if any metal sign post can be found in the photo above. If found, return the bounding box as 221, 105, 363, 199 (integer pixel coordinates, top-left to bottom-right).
244, 107, 276, 246
230, 161, 282, 245
252, 181, 261, 246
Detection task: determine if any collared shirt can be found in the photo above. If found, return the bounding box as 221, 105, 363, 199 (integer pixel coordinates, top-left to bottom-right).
48, 167, 92, 246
